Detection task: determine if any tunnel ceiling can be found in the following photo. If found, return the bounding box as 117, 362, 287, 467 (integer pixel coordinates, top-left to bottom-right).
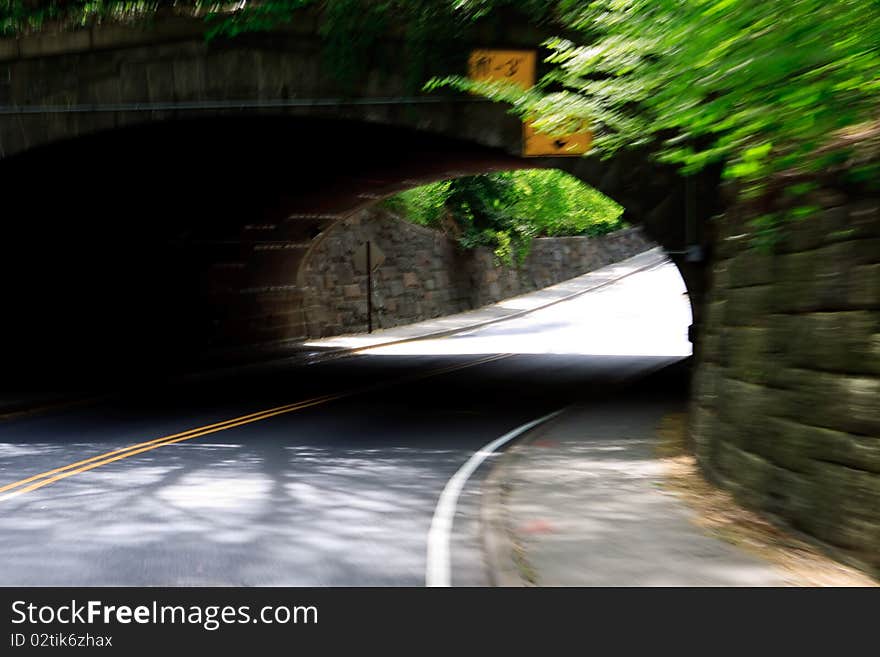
3, 116, 531, 234
0, 115, 537, 380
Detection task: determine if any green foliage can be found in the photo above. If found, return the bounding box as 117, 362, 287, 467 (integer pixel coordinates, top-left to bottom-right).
444, 173, 534, 265
381, 180, 452, 227
430, 0, 880, 237
205, 1, 316, 41
382, 169, 624, 265
0, 0, 174, 34
313, 0, 468, 90
511, 168, 624, 237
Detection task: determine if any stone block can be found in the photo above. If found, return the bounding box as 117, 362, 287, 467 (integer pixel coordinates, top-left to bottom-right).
767, 467, 816, 527
809, 423, 880, 475
145, 59, 176, 102
840, 311, 880, 375
819, 205, 851, 236
783, 371, 880, 436
766, 314, 796, 360
775, 253, 816, 313
716, 378, 775, 450
20, 30, 91, 58
787, 214, 832, 252
848, 264, 880, 309
727, 326, 772, 384
700, 332, 722, 364
834, 374, 880, 436
403, 272, 419, 288
689, 404, 718, 463
764, 367, 803, 392
715, 233, 750, 260
714, 327, 735, 367
765, 418, 817, 473
846, 201, 880, 239
810, 242, 859, 310
813, 462, 880, 523
719, 444, 775, 509
788, 312, 848, 371
727, 250, 776, 288
723, 286, 774, 325
777, 250, 815, 283
831, 518, 880, 566
704, 300, 727, 333
173, 57, 206, 101
693, 364, 720, 407
747, 413, 784, 463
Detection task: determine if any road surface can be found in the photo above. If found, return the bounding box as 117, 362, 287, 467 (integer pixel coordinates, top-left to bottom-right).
0, 261, 691, 586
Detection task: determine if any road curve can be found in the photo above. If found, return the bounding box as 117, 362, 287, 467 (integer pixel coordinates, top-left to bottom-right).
0, 261, 691, 586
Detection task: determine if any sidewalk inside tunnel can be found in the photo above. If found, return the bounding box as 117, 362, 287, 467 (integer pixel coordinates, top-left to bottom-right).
480, 379, 787, 587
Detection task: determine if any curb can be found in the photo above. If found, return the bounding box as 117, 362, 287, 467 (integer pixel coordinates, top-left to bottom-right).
481, 417, 562, 587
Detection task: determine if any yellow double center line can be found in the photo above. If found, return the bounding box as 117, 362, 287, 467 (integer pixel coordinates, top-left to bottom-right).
0, 353, 510, 501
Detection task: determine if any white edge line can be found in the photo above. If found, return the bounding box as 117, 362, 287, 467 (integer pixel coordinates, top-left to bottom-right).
425, 408, 564, 588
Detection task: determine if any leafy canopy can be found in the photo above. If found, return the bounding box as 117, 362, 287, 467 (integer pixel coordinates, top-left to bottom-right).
382, 170, 624, 265
0, 1, 555, 39
430, 0, 880, 193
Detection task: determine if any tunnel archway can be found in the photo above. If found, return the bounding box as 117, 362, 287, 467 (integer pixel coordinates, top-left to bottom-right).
1, 114, 703, 387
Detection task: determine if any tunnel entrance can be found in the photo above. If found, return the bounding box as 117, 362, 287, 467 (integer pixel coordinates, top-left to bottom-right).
1, 117, 525, 383
0, 115, 695, 396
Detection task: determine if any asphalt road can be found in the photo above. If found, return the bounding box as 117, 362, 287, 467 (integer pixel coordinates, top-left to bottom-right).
0, 262, 692, 586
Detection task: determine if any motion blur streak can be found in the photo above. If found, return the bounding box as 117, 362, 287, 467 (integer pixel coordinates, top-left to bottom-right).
0, 261, 690, 585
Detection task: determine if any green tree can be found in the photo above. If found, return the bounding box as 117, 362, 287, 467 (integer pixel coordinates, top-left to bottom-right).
444, 173, 533, 265
382, 170, 624, 264
431, 0, 880, 200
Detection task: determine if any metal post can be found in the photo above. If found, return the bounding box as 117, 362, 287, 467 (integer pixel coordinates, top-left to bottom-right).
366, 240, 373, 334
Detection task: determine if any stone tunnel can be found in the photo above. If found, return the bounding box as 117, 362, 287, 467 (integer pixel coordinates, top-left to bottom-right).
0, 19, 721, 381
1, 113, 707, 377
2, 18, 878, 575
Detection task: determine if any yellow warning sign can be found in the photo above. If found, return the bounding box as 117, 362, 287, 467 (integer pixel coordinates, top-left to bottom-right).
467, 49, 536, 91
522, 120, 592, 157
468, 48, 592, 157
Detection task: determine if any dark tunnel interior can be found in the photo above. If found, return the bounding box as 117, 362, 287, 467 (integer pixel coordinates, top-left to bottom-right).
0, 116, 528, 387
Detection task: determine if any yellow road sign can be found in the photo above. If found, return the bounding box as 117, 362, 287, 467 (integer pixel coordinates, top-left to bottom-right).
522, 120, 592, 157
468, 48, 592, 157
467, 49, 536, 90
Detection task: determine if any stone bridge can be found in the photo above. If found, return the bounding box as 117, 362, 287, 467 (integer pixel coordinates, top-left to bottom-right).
0, 17, 719, 372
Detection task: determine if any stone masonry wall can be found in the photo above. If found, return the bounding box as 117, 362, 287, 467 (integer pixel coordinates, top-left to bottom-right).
692, 189, 880, 575
300, 207, 654, 337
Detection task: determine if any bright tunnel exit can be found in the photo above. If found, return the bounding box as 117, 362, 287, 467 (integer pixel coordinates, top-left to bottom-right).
305, 254, 693, 358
